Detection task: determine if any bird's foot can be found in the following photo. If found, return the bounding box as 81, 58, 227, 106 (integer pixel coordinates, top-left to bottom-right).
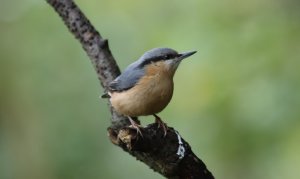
128, 116, 143, 137
153, 114, 168, 137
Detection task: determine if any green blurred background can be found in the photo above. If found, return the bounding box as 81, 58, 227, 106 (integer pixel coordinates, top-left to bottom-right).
1, 0, 300, 178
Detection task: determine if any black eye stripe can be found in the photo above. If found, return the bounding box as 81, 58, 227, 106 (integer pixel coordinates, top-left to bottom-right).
139, 53, 178, 67
164, 54, 177, 59
139, 57, 161, 67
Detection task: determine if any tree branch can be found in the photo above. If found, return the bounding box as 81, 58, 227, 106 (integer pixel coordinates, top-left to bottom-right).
46, 0, 214, 178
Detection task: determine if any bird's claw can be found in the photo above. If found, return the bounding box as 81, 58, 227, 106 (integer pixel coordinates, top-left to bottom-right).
128, 117, 143, 137
154, 114, 168, 137
128, 124, 143, 137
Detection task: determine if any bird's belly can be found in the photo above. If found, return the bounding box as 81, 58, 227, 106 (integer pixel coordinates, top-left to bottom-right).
110, 76, 173, 117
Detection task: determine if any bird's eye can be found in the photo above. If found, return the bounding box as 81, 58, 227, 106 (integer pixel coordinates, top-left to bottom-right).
164, 55, 172, 60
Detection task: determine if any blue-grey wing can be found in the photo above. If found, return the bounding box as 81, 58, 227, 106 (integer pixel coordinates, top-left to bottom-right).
109, 62, 144, 92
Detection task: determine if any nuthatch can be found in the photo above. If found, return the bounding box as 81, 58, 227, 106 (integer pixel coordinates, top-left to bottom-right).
103, 48, 196, 136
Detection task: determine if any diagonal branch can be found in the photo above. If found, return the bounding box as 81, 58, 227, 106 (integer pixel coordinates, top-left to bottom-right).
46, 0, 214, 178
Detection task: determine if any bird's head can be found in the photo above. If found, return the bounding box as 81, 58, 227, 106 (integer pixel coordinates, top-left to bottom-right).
138, 48, 196, 76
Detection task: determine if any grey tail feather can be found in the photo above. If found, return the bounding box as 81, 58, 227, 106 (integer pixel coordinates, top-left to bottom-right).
101, 92, 111, 98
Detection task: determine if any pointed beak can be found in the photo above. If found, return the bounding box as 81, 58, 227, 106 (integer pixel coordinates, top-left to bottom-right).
178, 51, 197, 60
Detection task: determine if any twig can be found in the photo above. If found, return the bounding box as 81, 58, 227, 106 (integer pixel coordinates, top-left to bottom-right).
46, 0, 214, 178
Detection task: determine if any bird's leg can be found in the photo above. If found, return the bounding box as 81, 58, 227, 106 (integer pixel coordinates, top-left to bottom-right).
153, 114, 168, 137
128, 116, 143, 137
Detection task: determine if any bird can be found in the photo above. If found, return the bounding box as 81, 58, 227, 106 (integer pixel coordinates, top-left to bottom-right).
102, 47, 196, 136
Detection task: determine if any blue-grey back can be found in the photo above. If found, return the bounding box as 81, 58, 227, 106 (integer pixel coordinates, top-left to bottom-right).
109, 61, 145, 91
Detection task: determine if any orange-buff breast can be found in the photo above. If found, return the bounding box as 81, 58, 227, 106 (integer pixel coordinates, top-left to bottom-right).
110, 62, 175, 117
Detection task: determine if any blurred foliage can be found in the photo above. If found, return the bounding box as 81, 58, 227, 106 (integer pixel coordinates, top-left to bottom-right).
0, 0, 300, 178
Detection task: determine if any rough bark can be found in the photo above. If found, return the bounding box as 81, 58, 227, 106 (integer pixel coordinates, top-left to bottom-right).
46, 0, 214, 178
